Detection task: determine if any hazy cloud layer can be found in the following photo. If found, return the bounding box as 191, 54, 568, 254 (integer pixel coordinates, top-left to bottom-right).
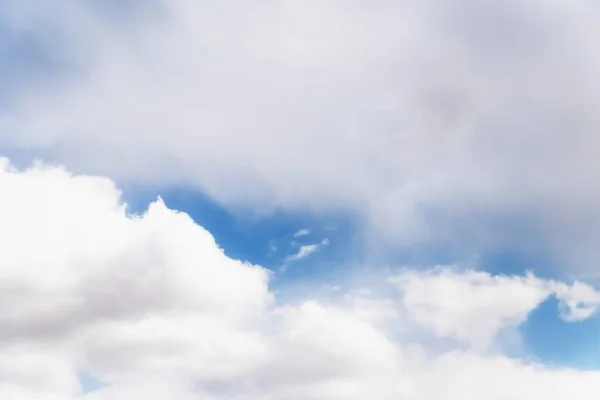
3, 1, 600, 272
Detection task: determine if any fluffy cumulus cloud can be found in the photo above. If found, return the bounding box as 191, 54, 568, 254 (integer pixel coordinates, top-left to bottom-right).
0, 158, 272, 397
2, 159, 600, 399
3, 1, 600, 398
391, 268, 600, 350
4, 0, 600, 272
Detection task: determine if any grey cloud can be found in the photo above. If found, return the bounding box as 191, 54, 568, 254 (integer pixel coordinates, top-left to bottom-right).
2, 0, 600, 273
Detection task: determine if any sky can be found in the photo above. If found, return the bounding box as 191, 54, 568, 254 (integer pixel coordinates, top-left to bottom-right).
1, 0, 600, 399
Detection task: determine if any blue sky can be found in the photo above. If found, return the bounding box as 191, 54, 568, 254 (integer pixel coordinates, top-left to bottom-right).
2, 1, 600, 399
523, 295, 600, 369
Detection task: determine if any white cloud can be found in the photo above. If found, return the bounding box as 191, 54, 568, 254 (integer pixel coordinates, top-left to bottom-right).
4, 0, 600, 272
285, 237, 329, 262
1, 159, 600, 399
390, 268, 551, 350
553, 281, 600, 322
285, 244, 320, 262
293, 229, 310, 238
390, 267, 600, 350
0, 158, 272, 397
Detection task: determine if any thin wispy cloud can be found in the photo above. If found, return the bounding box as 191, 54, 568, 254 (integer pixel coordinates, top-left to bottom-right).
285, 244, 320, 262
285, 236, 330, 263
293, 228, 310, 237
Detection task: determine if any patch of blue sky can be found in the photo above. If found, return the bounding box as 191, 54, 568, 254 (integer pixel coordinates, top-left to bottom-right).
521, 295, 600, 370
481, 249, 600, 368
77, 370, 106, 394
482, 250, 561, 280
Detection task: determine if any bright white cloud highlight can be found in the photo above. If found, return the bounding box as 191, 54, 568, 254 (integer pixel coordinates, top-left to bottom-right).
0, 158, 271, 397
1, 159, 600, 399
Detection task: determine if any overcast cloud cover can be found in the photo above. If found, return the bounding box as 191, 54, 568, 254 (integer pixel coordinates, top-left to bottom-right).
2, 0, 600, 398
